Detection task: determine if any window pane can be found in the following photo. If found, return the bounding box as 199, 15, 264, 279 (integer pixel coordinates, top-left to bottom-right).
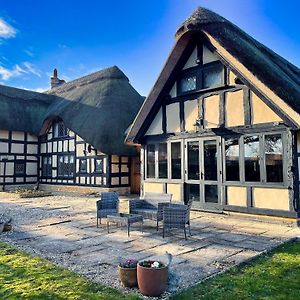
187, 141, 199, 180
95, 159, 103, 173
265, 134, 283, 182
80, 160, 87, 173
15, 162, 25, 175
203, 66, 222, 89
205, 185, 218, 203
171, 142, 181, 179
158, 143, 168, 178
186, 184, 199, 203
180, 75, 196, 93
146, 144, 155, 178
225, 138, 240, 181
244, 136, 260, 182
204, 140, 217, 181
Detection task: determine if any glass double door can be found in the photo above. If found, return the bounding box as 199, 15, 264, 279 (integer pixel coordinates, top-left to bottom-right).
185, 137, 222, 211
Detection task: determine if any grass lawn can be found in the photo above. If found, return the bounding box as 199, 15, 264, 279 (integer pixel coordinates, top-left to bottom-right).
172, 240, 300, 300
0, 241, 140, 300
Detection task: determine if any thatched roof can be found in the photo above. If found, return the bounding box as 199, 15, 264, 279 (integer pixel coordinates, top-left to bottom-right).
0, 85, 57, 134
176, 7, 300, 113
0, 66, 143, 155
126, 7, 300, 143
46, 66, 143, 155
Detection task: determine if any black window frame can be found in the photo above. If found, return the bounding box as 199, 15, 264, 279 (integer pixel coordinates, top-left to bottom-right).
53, 121, 69, 138
41, 155, 52, 178
57, 154, 74, 178
177, 61, 224, 96
14, 160, 26, 176
79, 158, 87, 174
94, 158, 104, 174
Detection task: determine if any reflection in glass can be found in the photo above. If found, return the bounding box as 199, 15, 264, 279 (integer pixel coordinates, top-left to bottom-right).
146, 144, 155, 178
203, 66, 222, 89
265, 134, 283, 182
180, 75, 196, 93
204, 140, 217, 181
186, 184, 200, 203
225, 138, 240, 181
205, 185, 218, 203
187, 141, 199, 180
171, 142, 181, 179
158, 143, 168, 178
244, 136, 260, 182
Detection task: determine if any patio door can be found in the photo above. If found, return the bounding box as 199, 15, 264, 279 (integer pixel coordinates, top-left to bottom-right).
185, 137, 222, 211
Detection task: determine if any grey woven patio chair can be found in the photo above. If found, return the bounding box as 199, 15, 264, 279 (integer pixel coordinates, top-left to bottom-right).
96, 192, 119, 227
162, 198, 193, 240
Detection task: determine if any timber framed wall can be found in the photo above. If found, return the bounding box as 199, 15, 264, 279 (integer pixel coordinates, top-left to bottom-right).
0, 130, 38, 188
39, 121, 131, 191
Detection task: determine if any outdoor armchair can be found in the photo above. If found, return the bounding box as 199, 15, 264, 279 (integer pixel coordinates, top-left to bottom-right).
162, 199, 193, 240
96, 192, 119, 227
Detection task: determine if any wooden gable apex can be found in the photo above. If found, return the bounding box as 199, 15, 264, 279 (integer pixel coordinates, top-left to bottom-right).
126, 8, 300, 144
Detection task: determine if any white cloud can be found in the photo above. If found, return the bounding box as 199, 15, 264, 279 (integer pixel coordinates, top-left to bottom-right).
0, 18, 16, 39
0, 62, 41, 81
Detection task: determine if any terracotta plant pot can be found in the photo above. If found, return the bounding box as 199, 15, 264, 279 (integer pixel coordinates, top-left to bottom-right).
118, 266, 138, 288
137, 263, 168, 297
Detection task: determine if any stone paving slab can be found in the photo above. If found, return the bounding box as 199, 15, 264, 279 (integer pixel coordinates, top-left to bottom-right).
1, 193, 299, 296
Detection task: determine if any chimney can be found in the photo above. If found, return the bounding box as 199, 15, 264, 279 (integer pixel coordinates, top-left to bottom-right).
50, 68, 66, 89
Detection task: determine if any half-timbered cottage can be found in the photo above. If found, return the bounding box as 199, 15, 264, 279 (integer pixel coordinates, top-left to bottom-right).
126, 8, 300, 219
0, 66, 143, 194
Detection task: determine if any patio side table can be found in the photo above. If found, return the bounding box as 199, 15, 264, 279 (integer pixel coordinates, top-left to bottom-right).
107, 213, 143, 237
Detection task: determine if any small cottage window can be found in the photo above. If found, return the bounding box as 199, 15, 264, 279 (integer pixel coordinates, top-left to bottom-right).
244, 136, 261, 182
42, 156, 52, 177
94, 158, 103, 173
53, 121, 68, 138
146, 144, 155, 178
265, 134, 283, 182
158, 143, 168, 179
79, 159, 87, 173
225, 138, 240, 181
15, 160, 25, 175
171, 142, 181, 179
58, 155, 74, 178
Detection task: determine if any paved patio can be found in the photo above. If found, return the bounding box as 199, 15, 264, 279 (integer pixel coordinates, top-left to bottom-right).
0, 192, 299, 296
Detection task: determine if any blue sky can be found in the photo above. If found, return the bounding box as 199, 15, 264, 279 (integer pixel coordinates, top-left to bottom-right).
0, 0, 299, 95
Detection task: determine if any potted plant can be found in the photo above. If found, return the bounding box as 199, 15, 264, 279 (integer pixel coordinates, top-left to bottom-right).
137, 260, 168, 297
118, 258, 138, 288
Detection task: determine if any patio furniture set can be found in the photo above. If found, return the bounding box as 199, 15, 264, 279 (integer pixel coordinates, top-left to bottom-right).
96, 192, 193, 239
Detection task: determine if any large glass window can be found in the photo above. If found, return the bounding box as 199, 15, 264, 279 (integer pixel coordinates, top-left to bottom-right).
158, 143, 168, 178
58, 155, 74, 178
244, 136, 260, 182
265, 134, 283, 182
171, 142, 181, 179
42, 156, 52, 177
146, 144, 155, 178
187, 141, 199, 180
225, 138, 240, 181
